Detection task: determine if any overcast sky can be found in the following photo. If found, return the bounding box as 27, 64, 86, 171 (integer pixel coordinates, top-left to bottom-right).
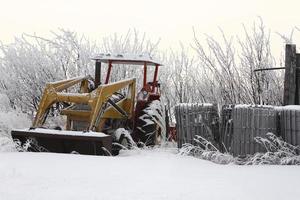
0, 0, 299, 52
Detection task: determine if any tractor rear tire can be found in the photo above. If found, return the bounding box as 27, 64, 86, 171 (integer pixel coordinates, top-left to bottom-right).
136, 100, 165, 146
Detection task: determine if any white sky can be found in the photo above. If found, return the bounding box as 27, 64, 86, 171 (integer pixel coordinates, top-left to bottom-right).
0, 0, 300, 52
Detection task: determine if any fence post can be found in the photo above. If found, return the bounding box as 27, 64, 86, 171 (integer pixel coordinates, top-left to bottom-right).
284, 44, 297, 105
295, 54, 300, 104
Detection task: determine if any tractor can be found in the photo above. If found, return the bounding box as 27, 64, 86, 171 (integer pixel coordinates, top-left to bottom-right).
11, 54, 166, 155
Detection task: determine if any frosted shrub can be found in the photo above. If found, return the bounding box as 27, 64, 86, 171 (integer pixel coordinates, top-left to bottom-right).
180, 133, 300, 165
0, 94, 31, 152
240, 133, 300, 165
179, 135, 234, 164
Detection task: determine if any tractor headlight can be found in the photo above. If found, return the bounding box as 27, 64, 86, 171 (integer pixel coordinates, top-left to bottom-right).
137, 90, 148, 101
142, 90, 148, 96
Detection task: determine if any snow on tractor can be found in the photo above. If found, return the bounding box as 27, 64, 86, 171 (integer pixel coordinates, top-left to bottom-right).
11, 54, 166, 156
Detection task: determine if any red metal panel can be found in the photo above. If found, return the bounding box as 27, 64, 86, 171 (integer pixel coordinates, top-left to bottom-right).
105, 61, 112, 84
152, 64, 159, 92
143, 62, 147, 88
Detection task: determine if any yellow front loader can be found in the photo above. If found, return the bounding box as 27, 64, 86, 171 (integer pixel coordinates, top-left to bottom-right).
11, 54, 166, 155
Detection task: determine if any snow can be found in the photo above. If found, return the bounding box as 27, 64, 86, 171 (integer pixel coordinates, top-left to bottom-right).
178, 103, 213, 107
16, 128, 109, 137
139, 114, 155, 126
234, 104, 275, 109
113, 128, 135, 145
233, 104, 300, 111
0, 93, 10, 112
279, 105, 300, 111
49, 75, 87, 85
0, 149, 299, 200
92, 53, 162, 66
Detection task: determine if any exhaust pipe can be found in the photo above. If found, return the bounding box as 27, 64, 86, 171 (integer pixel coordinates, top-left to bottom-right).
95, 60, 101, 87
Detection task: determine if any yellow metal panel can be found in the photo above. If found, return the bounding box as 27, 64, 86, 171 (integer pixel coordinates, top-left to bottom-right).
101, 98, 131, 119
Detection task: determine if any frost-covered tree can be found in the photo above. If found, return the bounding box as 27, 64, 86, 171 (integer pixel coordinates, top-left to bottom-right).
192, 18, 284, 105
238, 18, 283, 105
193, 29, 243, 105
0, 19, 287, 118
159, 45, 198, 119
0, 29, 160, 113
0, 30, 97, 112
99, 29, 160, 88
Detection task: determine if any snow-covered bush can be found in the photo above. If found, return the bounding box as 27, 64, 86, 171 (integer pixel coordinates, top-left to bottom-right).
0, 94, 31, 152
179, 135, 234, 164
180, 133, 300, 165
235, 133, 300, 165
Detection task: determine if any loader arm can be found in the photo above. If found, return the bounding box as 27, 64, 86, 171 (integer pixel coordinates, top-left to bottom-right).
32, 76, 92, 128
32, 76, 136, 132
89, 78, 136, 131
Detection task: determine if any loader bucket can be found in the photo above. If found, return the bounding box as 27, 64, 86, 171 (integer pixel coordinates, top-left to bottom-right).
11, 128, 112, 156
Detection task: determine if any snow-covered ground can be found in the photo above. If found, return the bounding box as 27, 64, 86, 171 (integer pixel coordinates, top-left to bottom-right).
0, 148, 300, 200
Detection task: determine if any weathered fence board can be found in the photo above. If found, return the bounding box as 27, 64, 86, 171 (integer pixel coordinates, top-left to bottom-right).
220, 105, 234, 152
230, 105, 277, 156
175, 103, 219, 148
278, 106, 300, 146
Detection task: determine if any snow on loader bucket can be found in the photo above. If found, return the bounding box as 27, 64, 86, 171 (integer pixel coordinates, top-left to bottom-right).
11, 128, 112, 155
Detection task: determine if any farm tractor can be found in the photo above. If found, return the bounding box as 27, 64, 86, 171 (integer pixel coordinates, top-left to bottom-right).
11, 54, 166, 155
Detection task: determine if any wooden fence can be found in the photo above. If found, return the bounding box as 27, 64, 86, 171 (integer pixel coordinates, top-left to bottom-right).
175, 104, 300, 156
